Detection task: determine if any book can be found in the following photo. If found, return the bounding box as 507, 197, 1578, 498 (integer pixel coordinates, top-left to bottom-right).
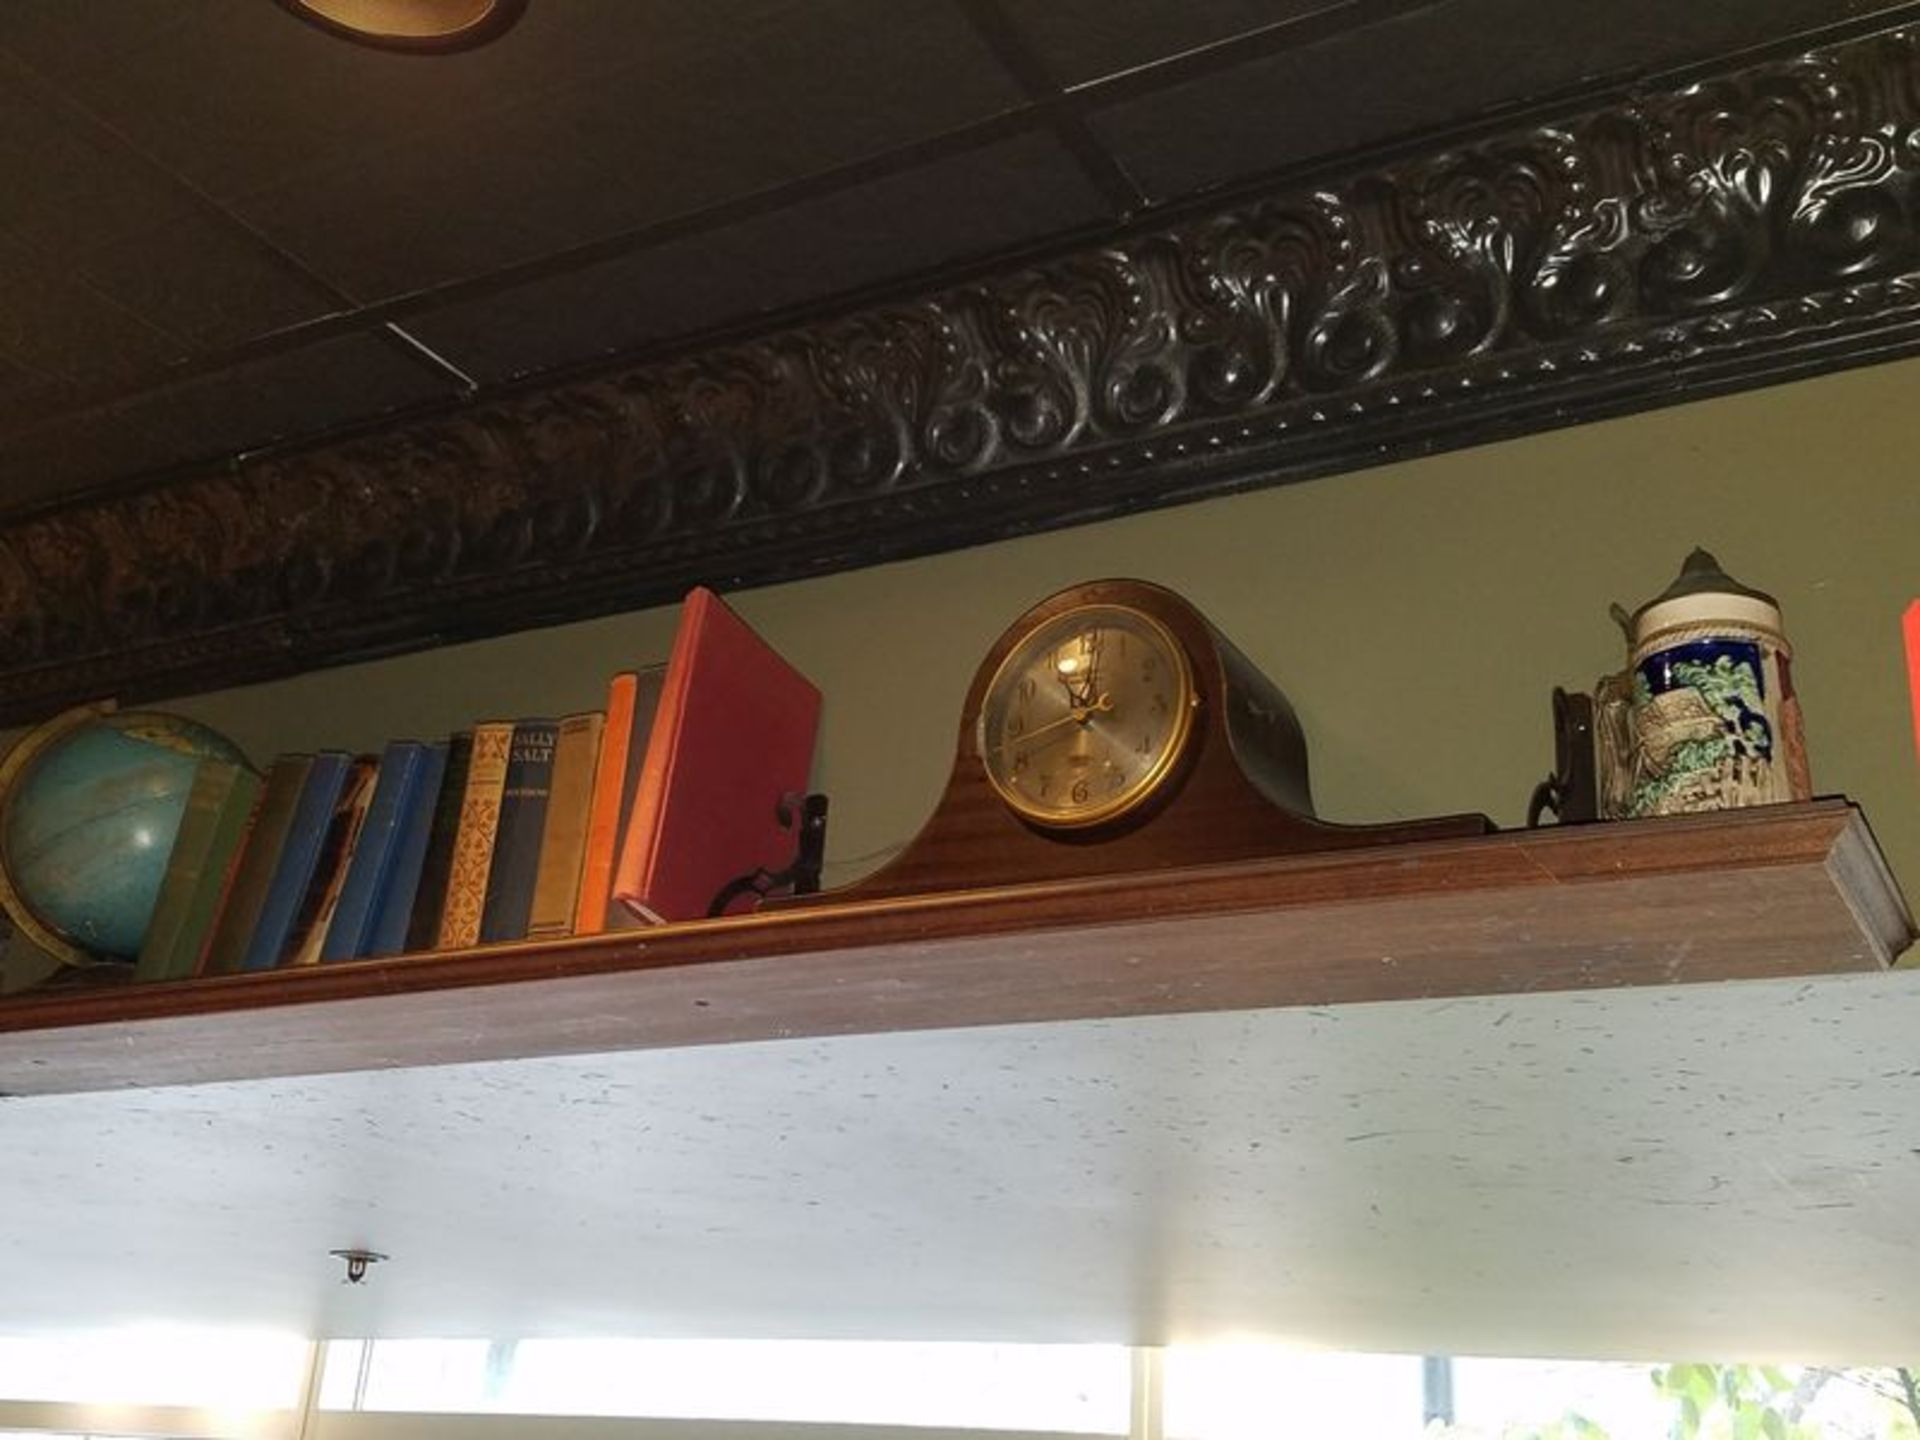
240, 751, 351, 972
574, 667, 668, 935
322, 741, 429, 963
188, 779, 269, 979
1907, 600, 1920, 769
406, 731, 474, 953
435, 722, 514, 949
479, 718, 560, 943
281, 755, 378, 967
364, 739, 450, 958
613, 588, 822, 923
201, 754, 314, 975
527, 711, 605, 939
134, 760, 261, 983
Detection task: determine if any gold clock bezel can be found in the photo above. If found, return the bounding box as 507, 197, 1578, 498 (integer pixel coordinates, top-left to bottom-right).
975, 602, 1198, 831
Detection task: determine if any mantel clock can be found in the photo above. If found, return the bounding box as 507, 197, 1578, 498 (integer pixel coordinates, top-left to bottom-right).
830, 579, 1492, 900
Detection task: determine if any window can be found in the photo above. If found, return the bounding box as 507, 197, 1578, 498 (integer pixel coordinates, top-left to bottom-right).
320, 1339, 1130, 1432
0, 1332, 308, 1410
1163, 1346, 1425, 1440
3, 1334, 1916, 1439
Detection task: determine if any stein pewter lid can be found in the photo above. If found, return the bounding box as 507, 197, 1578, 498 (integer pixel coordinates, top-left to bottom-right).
1614, 547, 1784, 649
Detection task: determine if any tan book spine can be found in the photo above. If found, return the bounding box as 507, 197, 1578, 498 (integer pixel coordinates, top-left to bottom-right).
527, 711, 605, 939
434, 721, 515, 950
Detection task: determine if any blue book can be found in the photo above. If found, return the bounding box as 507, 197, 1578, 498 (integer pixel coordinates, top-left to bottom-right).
239, 751, 349, 972
321, 741, 426, 963
479, 719, 558, 943
364, 740, 449, 958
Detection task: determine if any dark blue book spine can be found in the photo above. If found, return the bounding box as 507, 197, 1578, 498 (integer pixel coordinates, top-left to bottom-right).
365, 740, 449, 957
240, 751, 350, 972
320, 742, 424, 963
479, 720, 558, 943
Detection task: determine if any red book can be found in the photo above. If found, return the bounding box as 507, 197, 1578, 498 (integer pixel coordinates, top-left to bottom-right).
613, 588, 821, 923
1906, 600, 1920, 769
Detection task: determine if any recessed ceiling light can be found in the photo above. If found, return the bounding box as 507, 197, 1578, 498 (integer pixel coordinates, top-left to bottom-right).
276, 0, 528, 53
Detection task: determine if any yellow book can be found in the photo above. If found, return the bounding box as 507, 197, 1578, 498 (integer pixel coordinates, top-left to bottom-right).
434, 721, 514, 949
527, 711, 605, 939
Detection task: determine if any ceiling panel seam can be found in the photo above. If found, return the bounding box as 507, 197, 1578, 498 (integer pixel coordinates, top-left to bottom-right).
11, 0, 1920, 465
0, 34, 456, 397
0, 104, 1061, 432
1057, 0, 1446, 107
0, 41, 366, 311
947, 0, 1145, 218
0, 0, 1489, 435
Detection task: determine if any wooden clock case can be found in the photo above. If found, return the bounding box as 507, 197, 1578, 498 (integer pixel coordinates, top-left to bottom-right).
827, 579, 1493, 902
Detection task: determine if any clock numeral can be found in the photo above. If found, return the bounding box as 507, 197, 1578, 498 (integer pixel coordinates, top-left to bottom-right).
1007, 711, 1026, 738
1070, 778, 1091, 804
1149, 692, 1168, 717
1141, 656, 1157, 680
1038, 773, 1051, 799
1017, 676, 1036, 703
1136, 732, 1154, 756
1107, 768, 1127, 793
1012, 750, 1030, 774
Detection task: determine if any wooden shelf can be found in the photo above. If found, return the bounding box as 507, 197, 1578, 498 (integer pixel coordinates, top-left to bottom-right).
0, 800, 1908, 1098
3, 800, 1917, 1356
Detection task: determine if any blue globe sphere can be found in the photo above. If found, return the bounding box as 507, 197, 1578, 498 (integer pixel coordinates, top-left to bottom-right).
1, 710, 250, 962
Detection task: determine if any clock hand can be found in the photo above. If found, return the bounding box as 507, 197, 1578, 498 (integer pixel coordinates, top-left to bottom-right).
992, 709, 1082, 753
990, 693, 1114, 755
1082, 626, 1105, 705
1054, 630, 1104, 710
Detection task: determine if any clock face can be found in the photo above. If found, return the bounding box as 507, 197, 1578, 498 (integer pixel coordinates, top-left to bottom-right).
975, 603, 1198, 829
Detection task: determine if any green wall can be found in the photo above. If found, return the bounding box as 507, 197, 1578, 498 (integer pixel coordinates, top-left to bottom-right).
148, 355, 1920, 905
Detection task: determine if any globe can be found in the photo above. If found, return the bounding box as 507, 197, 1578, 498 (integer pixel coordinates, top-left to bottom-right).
0, 706, 251, 964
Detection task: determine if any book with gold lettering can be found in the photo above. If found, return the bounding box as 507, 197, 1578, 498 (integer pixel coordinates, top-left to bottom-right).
434, 722, 514, 950
479, 719, 559, 943
527, 711, 605, 940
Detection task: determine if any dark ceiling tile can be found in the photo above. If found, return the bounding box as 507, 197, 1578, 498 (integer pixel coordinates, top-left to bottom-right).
0, 50, 340, 353
1085, 0, 1885, 200
0, 329, 450, 509
0, 0, 508, 202
56, 215, 343, 353
218, 139, 573, 303
4, 0, 1025, 301
110, 332, 456, 471
0, 353, 71, 436
0, 410, 165, 513
994, 0, 1350, 85
405, 130, 1112, 383
0, 231, 181, 389
0, 63, 189, 247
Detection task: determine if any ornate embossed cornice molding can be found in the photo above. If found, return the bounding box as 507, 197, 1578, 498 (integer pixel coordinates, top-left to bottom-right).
6, 27, 1920, 721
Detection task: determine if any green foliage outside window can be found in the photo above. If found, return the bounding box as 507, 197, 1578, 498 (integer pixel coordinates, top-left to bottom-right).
1436, 1363, 1920, 1440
